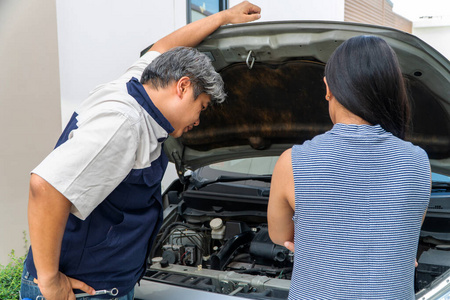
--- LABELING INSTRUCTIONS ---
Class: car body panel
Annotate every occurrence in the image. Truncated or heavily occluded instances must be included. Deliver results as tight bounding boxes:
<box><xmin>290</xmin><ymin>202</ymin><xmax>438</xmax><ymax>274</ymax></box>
<box><xmin>135</xmin><ymin>280</ymin><xmax>247</xmax><ymax>300</ymax></box>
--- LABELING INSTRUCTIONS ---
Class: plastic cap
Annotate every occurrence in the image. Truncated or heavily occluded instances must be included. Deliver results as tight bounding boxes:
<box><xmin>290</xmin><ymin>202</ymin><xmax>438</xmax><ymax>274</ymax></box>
<box><xmin>210</xmin><ymin>218</ymin><xmax>223</xmax><ymax>230</ymax></box>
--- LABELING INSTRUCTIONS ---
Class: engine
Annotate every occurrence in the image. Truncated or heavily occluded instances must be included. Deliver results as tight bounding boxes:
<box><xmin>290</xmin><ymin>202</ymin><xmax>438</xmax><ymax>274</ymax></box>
<box><xmin>151</xmin><ymin>218</ymin><xmax>293</xmax><ymax>280</ymax></box>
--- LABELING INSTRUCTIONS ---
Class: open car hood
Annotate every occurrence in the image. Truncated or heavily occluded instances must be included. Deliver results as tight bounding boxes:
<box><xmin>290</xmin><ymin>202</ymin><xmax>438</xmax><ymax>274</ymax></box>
<box><xmin>164</xmin><ymin>21</ymin><xmax>450</xmax><ymax>176</ymax></box>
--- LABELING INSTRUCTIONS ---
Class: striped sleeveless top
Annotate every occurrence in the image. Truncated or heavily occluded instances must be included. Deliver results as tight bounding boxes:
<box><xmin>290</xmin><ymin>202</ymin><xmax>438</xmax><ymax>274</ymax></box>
<box><xmin>290</xmin><ymin>123</ymin><xmax>430</xmax><ymax>300</ymax></box>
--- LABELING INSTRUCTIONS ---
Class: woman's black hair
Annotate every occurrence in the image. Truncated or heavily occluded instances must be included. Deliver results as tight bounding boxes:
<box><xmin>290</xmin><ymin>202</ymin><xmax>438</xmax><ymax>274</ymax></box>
<box><xmin>324</xmin><ymin>35</ymin><xmax>410</xmax><ymax>139</ymax></box>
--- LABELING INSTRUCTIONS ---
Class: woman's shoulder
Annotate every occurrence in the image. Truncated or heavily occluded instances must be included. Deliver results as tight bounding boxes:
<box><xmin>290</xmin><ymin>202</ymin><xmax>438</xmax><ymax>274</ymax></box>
<box><xmin>277</xmin><ymin>148</ymin><xmax>293</xmax><ymax>166</ymax></box>
<box><xmin>292</xmin><ymin>131</ymin><xmax>332</xmax><ymax>152</ymax></box>
<box><xmin>389</xmin><ymin>135</ymin><xmax>429</xmax><ymax>159</ymax></box>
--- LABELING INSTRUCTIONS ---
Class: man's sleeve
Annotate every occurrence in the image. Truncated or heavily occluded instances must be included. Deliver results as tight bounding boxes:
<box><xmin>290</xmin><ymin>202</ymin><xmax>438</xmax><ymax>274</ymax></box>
<box><xmin>32</xmin><ymin>107</ymin><xmax>140</xmax><ymax>220</ymax></box>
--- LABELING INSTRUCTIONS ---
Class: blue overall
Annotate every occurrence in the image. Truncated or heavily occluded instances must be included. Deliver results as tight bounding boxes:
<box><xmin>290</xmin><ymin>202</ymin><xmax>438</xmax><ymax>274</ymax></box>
<box><xmin>24</xmin><ymin>78</ymin><xmax>172</xmax><ymax>298</ymax></box>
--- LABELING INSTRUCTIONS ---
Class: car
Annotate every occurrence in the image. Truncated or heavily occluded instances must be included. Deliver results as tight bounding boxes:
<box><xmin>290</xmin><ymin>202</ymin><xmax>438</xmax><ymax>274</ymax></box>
<box><xmin>134</xmin><ymin>20</ymin><xmax>450</xmax><ymax>299</ymax></box>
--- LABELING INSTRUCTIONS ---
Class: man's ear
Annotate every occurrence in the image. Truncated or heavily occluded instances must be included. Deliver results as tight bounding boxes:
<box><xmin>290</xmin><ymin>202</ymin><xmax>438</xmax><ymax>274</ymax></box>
<box><xmin>176</xmin><ymin>76</ymin><xmax>192</xmax><ymax>99</ymax></box>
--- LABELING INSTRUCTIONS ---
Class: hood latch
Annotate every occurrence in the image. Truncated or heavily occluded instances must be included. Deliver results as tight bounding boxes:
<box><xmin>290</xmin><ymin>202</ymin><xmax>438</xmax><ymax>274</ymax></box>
<box><xmin>246</xmin><ymin>50</ymin><xmax>255</xmax><ymax>69</ymax></box>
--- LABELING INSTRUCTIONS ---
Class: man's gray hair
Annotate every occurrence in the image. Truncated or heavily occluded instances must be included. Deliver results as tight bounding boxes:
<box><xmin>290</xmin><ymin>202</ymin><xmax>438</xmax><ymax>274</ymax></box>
<box><xmin>141</xmin><ymin>46</ymin><xmax>226</xmax><ymax>104</ymax></box>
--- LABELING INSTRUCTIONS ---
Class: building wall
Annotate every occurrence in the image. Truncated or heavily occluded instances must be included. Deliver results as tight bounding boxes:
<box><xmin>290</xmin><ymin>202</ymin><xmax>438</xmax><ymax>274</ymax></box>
<box><xmin>413</xmin><ymin>16</ymin><xmax>450</xmax><ymax>59</ymax></box>
<box><xmin>0</xmin><ymin>0</ymin><xmax>61</xmax><ymax>264</ymax></box>
<box><xmin>394</xmin><ymin>15</ymin><xmax>414</xmax><ymax>33</ymax></box>
<box><xmin>345</xmin><ymin>0</ymin><xmax>412</xmax><ymax>32</ymax></box>
<box><xmin>57</xmin><ymin>0</ymin><xmax>187</xmax><ymax>128</ymax></box>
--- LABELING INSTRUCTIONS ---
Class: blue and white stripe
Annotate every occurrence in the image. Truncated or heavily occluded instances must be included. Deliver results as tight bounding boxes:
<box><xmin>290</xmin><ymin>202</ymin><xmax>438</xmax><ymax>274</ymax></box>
<box><xmin>290</xmin><ymin>123</ymin><xmax>430</xmax><ymax>300</ymax></box>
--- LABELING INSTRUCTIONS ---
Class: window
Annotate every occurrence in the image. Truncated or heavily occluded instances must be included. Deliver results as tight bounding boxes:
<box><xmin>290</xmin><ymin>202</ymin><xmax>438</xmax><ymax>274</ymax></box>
<box><xmin>187</xmin><ymin>0</ymin><xmax>227</xmax><ymax>23</ymax></box>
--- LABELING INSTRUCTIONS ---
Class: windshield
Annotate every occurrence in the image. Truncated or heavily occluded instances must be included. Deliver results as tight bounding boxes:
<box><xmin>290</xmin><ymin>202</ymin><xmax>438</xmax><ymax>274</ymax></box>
<box><xmin>192</xmin><ymin>156</ymin><xmax>278</xmax><ymax>186</ymax></box>
<box><xmin>208</xmin><ymin>156</ymin><xmax>279</xmax><ymax>176</ymax></box>
<box><xmin>202</xmin><ymin>157</ymin><xmax>450</xmax><ymax>183</ymax></box>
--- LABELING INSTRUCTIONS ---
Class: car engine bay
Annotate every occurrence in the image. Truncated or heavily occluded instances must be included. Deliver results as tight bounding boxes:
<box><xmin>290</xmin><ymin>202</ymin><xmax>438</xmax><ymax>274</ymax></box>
<box><xmin>142</xmin><ymin>174</ymin><xmax>450</xmax><ymax>299</ymax></box>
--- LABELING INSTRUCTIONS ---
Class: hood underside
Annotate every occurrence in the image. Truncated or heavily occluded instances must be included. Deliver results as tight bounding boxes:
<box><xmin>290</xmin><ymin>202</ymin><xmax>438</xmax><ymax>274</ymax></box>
<box><xmin>163</xmin><ymin>21</ymin><xmax>450</xmax><ymax>175</ymax></box>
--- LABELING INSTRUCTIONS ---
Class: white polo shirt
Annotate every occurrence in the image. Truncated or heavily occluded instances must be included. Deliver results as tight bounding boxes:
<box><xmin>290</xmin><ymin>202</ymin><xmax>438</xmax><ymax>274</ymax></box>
<box><xmin>32</xmin><ymin>51</ymin><xmax>171</xmax><ymax>220</ymax></box>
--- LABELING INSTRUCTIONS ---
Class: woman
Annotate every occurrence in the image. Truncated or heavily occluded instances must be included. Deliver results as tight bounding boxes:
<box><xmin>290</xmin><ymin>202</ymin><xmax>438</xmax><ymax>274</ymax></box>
<box><xmin>268</xmin><ymin>35</ymin><xmax>430</xmax><ymax>299</ymax></box>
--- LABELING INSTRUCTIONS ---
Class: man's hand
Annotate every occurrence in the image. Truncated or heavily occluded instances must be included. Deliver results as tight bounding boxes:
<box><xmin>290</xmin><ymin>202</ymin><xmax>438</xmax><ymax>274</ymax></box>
<box><xmin>36</xmin><ymin>272</ymin><xmax>95</xmax><ymax>300</ymax></box>
<box><xmin>222</xmin><ymin>1</ymin><xmax>261</xmax><ymax>24</ymax></box>
<box><xmin>149</xmin><ymin>1</ymin><xmax>261</xmax><ymax>53</ymax></box>
<box><xmin>284</xmin><ymin>241</ymin><xmax>295</xmax><ymax>253</ymax></box>
<box><xmin>28</xmin><ymin>175</ymin><xmax>94</xmax><ymax>300</ymax></box>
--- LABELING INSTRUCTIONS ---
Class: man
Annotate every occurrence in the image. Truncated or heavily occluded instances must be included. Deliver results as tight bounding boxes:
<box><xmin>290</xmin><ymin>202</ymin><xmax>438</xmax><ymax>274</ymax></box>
<box><xmin>21</xmin><ymin>2</ymin><xmax>261</xmax><ymax>299</ymax></box>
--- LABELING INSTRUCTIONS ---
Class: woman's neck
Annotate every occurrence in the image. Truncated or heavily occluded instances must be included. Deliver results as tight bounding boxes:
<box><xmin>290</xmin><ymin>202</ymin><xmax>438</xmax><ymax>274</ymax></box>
<box><xmin>329</xmin><ymin>98</ymin><xmax>371</xmax><ymax>125</ymax></box>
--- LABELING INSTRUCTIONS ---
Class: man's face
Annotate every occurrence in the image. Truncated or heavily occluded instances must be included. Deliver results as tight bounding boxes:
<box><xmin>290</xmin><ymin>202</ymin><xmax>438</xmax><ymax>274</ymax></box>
<box><xmin>169</xmin><ymin>87</ymin><xmax>211</xmax><ymax>138</ymax></box>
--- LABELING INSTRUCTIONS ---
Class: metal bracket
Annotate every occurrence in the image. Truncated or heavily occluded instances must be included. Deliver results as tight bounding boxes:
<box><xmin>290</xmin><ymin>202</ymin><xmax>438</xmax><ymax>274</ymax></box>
<box><xmin>246</xmin><ymin>50</ymin><xmax>255</xmax><ymax>70</ymax></box>
<box><xmin>220</xmin><ymin>280</ymin><xmax>235</xmax><ymax>294</ymax></box>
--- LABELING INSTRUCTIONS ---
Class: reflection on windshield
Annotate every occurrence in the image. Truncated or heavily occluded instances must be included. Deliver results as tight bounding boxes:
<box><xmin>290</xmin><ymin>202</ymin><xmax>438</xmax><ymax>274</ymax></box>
<box><xmin>209</xmin><ymin>156</ymin><xmax>279</xmax><ymax>176</ymax></box>
<box><xmin>207</xmin><ymin>157</ymin><xmax>450</xmax><ymax>183</ymax></box>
